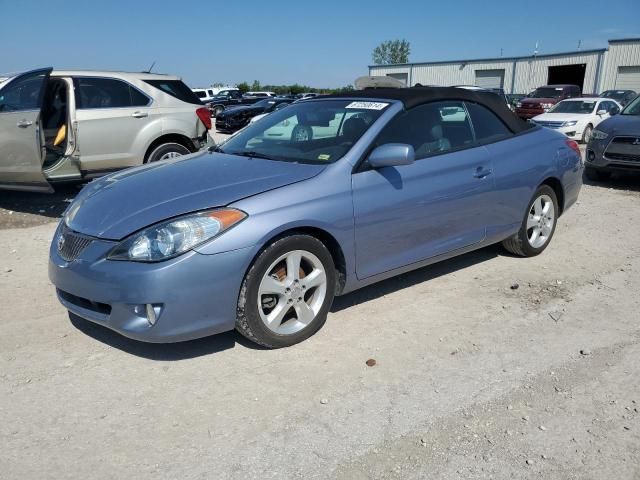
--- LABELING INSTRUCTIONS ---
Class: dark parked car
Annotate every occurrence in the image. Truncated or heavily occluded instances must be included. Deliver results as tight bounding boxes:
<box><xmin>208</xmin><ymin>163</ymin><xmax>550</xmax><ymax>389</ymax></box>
<box><xmin>600</xmin><ymin>89</ymin><xmax>637</xmax><ymax>107</ymax></box>
<box><xmin>206</xmin><ymin>90</ymin><xmax>262</xmax><ymax>117</ymax></box>
<box><xmin>49</xmin><ymin>87</ymin><xmax>582</xmax><ymax>348</ymax></box>
<box><xmin>516</xmin><ymin>85</ymin><xmax>581</xmax><ymax>119</ymax></box>
<box><xmin>215</xmin><ymin>98</ymin><xmax>293</xmax><ymax>132</ymax></box>
<box><xmin>585</xmin><ymin>94</ymin><xmax>640</xmax><ymax>181</ymax></box>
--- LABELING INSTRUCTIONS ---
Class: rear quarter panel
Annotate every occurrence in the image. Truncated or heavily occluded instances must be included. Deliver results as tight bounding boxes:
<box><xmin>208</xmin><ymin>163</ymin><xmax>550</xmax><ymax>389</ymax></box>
<box><xmin>483</xmin><ymin>127</ymin><xmax>581</xmax><ymax>240</ymax></box>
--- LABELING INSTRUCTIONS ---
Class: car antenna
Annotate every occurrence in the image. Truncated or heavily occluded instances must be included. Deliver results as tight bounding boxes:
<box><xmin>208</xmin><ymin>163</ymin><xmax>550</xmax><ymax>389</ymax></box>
<box><xmin>144</xmin><ymin>61</ymin><xmax>156</xmax><ymax>73</ymax></box>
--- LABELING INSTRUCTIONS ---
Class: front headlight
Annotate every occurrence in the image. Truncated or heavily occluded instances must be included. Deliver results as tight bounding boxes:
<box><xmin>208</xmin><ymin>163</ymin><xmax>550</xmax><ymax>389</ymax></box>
<box><xmin>108</xmin><ymin>208</ymin><xmax>246</xmax><ymax>262</ymax></box>
<box><xmin>541</xmin><ymin>103</ymin><xmax>554</xmax><ymax>109</ymax></box>
<box><xmin>562</xmin><ymin>120</ymin><xmax>578</xmax><ymax>127</ymax></box>
<box><xmin>591</xmin><ymin>129</ymin><xmax>609</xmax><ymax>140</ymax></box>
<box><xmin>516</xmin><ymin>102</ymin><xmax>523</xmax><ymax>108</ymax></box>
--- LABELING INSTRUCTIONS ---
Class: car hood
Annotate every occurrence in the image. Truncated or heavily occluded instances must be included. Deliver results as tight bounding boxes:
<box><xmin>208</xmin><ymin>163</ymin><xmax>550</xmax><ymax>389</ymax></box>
<box><xmin>222</xmin><ymin>105</ymin><xmax>262</xmax><ymax>116</ymax></box>
<box><xmin>533</xmin><ymin>112</ymin><xmax>588</xmax><ymax>122</ymax></box>
<box><xmin>597</xmin><ymin>114</ymin><xmax>640</xmax><ymax>135</ymax></box>
<box><xmin>65</xmin><ymin>152</ymin><xmax>325</xmax><ymax>239</ymax></box>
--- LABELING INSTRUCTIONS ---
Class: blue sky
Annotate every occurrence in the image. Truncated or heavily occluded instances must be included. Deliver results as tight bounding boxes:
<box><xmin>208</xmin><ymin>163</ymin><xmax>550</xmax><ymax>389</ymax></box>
<box><xmin>1</xmin><ymin>0</ymin><xmax>638</xmax><ymax>88</ymax></box>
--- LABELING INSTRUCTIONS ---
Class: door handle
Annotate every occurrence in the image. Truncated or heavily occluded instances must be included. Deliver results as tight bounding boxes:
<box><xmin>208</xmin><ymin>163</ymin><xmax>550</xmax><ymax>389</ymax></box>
<box><xmin>131</xmin><ymin>111</ymin><xmax>148</xmax><ymax>118</ymax></box>
<box><xmin>473</xmin><ymin>167</ymin><xmax>492</xmax><ymax>179</ymax></box>
<box><xmin>17</xmin><ymin>119</ymin><xmax>33</xmax><ymax>128</ymax></box>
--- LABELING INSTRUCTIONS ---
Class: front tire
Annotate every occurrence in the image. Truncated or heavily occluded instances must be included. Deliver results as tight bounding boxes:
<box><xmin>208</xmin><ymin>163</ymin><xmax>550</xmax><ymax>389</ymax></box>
<box><xmin>213</xmin><ymin>105</ymin><xmax>224</xmax><ymax>117</ymax></box>
<box><xmin>581</xmin><ymin>124</ymin><xmax>593</xmax><ymax>144</ymax></box>
<box><xmin>502</xmin><ymin>185</ymin><xmax>558</xmax><ymax>257</ymax></box>
<box><xmin>236</xmin><ymin>235</ymin><xmax>336</xmax><ymax>348</ymax></box>
<box><xmin>145</xmin><ymin>142</ymin><xmax>190</xmax><ymax>163</ymax></box>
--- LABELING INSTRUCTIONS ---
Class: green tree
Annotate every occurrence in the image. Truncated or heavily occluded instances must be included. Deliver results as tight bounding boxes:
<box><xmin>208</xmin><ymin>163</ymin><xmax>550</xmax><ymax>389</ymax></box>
<box><xmin>372</xmin><ymin>39</ymin><xmax>410</xmax><ymax>65</ymax></box>
<box><xmin>251</xmin><ymin>80</ymin><xmax>261</xmax><ymax>91</ymax></box>
<box><xmin>237</xmin><ymin>82</ymin><xmax>250</xmax><ymax>94</ymax></box>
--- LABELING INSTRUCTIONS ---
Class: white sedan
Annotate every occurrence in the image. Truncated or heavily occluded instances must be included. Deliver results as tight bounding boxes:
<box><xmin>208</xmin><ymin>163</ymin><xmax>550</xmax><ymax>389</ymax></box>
<box><xmin>531</xmin><ymin>97</ymin><xmax>622</xmax><ymax>143</ymax></box>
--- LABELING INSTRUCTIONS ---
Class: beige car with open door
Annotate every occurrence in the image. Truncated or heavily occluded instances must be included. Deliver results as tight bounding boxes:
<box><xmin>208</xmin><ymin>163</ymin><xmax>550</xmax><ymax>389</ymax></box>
<box><xmin>0</xmin><ymin>68</ymin><xmax>212</xmax><ymax>193</ymax></box>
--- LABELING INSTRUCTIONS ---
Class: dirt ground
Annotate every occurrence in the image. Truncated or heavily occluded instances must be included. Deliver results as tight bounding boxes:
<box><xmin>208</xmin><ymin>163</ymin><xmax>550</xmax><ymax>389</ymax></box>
<box><xmin>1</xmin><ymin>153</ymin><xmax>640</xmax><ymax>479</ymax></box>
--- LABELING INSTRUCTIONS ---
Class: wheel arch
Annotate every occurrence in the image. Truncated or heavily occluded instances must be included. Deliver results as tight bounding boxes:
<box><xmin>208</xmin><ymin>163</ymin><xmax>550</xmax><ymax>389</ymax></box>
<box><xmin>143</xmin><ymin>133</ymin><xmax>197</xmax><ymax>162</ymax></box>
<box><xmin>540</xmin><ymin>177</ymin><xmax>565</xmax><ymax>216</ymax></box>
<box><xmin>247</xmin><ymin>226</ymin><xmax>347</xmax><ymax>295</ymax></box>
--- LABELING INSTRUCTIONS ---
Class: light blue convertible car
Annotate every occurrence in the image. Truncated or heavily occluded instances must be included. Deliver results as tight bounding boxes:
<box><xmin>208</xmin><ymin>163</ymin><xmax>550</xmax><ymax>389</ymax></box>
<box><xmin>49</xmin><ymin>88</ymin><xmax>583</xmax><ymax>348</ymax></box>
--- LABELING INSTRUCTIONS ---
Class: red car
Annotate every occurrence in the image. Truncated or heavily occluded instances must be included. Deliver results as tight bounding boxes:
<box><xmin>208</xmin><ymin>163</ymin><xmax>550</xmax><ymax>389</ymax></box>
<box><xmin>516</xmin><ymin>85</ymin><xmax>581</xmax><ymax>120</ymax></box>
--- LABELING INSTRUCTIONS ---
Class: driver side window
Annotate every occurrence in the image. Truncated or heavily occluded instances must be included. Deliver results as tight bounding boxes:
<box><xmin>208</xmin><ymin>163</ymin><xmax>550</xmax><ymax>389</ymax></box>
<box><xmin>376</xmin><ymin>101</ymin><xmax>473</xmax><ymax>159</ymax></box>
<box><xmin>0</xmin><ymin>72</ymin><xmax>49</xmax><ymax>112</ymax></box>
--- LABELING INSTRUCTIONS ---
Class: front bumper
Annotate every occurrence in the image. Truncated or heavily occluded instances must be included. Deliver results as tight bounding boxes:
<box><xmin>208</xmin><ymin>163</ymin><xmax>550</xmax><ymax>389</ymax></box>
<box><xmin>48</xmin><ymin>223</ymin><xmax>253</xmax><ymax>343</ymax></box>
<box><xmin>586</xmin><ymin>136</ymin><xmax>640</xmax><ymax>172</ymax></box>
<box><xmin>516</xmin><ymin>107</ymin><xmax>544</xmax><ymax>119</ymax></box>
<box><xmin>215</xmin><ymin>117</ymin><xmax>246</xmax><ymax>132</ymax></box>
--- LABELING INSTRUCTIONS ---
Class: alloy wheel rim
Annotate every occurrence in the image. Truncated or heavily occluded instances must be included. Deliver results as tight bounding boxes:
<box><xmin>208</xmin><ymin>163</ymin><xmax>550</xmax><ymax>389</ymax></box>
<box><xmin>257</xmin><ymin>250</ymin><xmax>327</xmax><ymax>335</ymax></box>
<box><xmin>526</xmin><ymin>194</ymin><xmax>555</xmax><ymax>248</ymax></box>
<box><xmin>160</xmin><ymin>151</ymin><xmax>183</xmax><ymax>160</ymax></box>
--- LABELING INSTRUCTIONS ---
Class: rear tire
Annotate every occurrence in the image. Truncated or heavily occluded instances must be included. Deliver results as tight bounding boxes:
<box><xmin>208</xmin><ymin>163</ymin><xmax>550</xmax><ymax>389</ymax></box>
<box><xmin>502</xmin><ymin>185</ymin><xmax>558</xmax><ymax>257</ymax></box>
<box><xmin>236</xmin><ymin>235</ymin><xmax>336</xmax><ymax>348</ymax></box>
<box><xmin>145</xmin><ymin>142</ymin><xmax>190</xmax><ymax>163</ymax></box>
<box><xmin>585</xmin><ymin>166</ymin><xmax>611</xmax><ymax>182</ymax></box>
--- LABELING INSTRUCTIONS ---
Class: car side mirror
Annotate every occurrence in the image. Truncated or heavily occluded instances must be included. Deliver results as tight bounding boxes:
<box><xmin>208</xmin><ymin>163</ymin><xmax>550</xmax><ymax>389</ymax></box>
<box><xmin>597</xmin><ymin>109</ymin><xmax>607</xmax><ymax>116</ymax></box>
<box><xmin>609</xmin><ymin>106</ymin><xmax>620</xmax><ymax>116</ymax></box>
<box><xmin>368</xmin><ymin>144</ymin><xmax>415</xmax><ymax>168</ymax></box>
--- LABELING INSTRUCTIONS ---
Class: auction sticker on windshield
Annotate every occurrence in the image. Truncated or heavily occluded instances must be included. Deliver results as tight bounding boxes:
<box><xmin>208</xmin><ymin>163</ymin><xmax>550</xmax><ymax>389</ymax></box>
<box><xmin>345</xmin><ymin>101</ymin><xmax>389</xmax><ymax>110</ymax></box>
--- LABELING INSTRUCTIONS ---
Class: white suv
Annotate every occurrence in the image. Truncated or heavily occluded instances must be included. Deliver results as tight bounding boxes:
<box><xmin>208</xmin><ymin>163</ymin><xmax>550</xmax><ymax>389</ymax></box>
<box><xmin>0</xmin><ymin>68</ymin><xmax>211</xmax><ymax>192</ymax></box>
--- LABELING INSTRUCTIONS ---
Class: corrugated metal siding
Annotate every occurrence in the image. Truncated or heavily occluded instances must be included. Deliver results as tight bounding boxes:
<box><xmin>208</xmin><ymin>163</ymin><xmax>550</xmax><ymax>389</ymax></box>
<box><xmin>511</xmin><ymin>51</ymin><xmax>600</xmax><ymax>94</ymax></box>
<box><xmin>600</xmin><ymin>41</ymin><xmax>640</xmax><ymax>91</ymax></box>
<box><xmin>368</xmin><ymin>40</ymin><xmax>640</xmax><ymax>94</ymax></box>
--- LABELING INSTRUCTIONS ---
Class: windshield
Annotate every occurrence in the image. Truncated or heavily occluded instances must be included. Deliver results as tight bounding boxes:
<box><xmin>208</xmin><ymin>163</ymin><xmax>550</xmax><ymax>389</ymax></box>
<box><xmin>601</xmin><ymin>90</ymin><xmax>626</xmax><ymax>100</ymax></box>
<box><xmin>217</xmin><ymin>99</ymin><xmax>388</xmax><ymax>164</ymax></box>
<box><xmin>549</xmin><ymin>100</ymin><xmax>596</xmax><ymax>114</ymax></box>
<box><xmin>530</xmin><ymin>87</ymin><xmax>565</xmax><ymax>99</ymax></box>
<box><xmin>621</xmin><ymin>96</ymin><xmax>640</xmax><ymax>115</ymax></box>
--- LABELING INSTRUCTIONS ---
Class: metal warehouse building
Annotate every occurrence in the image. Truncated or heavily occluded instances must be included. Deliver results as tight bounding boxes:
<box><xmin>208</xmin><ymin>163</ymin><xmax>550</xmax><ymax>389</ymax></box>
<box><xmin>368</xmin><ymin>38</ymin><xmax>640</xmax><ymax>94</ymax></box>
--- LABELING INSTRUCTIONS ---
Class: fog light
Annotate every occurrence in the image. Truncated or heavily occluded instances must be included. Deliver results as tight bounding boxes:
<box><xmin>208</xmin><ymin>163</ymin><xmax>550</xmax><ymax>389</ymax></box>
<box><xmin>587</xmin><ymin>150</ymin><xmax>595</xmax><ymax>162</ymax></box>
<box><xmin>145</xmin><ymin>304</ymin><xmax>161</xmax><ymax>326</ymax></box>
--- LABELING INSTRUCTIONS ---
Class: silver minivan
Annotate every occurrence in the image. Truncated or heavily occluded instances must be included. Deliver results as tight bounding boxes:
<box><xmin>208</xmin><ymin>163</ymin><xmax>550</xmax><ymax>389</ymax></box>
<box><xmin>0</xmin><ymin>68</ymin><xmax>212</xmax><ymax>192</ymax></box>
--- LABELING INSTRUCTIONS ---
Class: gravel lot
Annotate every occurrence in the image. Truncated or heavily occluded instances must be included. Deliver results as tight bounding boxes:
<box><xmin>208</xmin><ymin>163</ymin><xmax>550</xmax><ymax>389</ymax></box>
<box><xmin>1</xmin><ymin>146</ymin><xmax>640</xmax><ymax>479</ymax></box>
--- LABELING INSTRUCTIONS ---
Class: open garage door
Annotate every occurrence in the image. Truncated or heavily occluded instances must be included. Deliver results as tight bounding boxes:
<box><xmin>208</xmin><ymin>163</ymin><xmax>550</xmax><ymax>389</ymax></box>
<box><xmin>548</xmin><ymin>64</ymin><xmax>586</xmax><ymax>91</ymax></box>
<box><xmin>615</xmin><ymin>66</ymin><xmax>640</xmax><ymax>91</ymax></box>
<box><xmin>475</xmin><ymin>69</ymin><xmax>505</xmax><ymax>89</ymax></box>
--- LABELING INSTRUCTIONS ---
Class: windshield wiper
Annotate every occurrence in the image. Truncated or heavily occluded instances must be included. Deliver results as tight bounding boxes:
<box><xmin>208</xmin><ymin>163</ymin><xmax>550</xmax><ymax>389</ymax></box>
<box><xmin>230</xmin><ymin>151</ymin><xmax>278</xmax><ymax>161</ymax></box>
<box><xmin>208</xmin><ymin>144</ymin><xmax>225</xmax><ymax>153</ymax></box>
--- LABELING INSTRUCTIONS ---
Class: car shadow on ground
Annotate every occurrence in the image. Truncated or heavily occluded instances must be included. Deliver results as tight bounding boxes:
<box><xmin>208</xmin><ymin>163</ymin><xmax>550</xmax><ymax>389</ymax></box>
<box><xmin>0</xmin><ymin>185</ymin><xmax>82</xmax><ymax>220</ymax></box>
<box><xmin>69</xmin><ymin>313</ymin><xmax>267</xmax><ymax>360</ymax></box>
<box><xmin>70</xmin><ymin>245</ymin><xmax>504</xmax><ymax>360</ymax></box>
<box><xmin>331</xmin><ymin>245</ymin><xmax>502</xmax><ymax>313</ymax></box>
<box><xmin>582</xmin><ymin>171</ymin><xmax>640</xmax><ymax>192</ymax></box>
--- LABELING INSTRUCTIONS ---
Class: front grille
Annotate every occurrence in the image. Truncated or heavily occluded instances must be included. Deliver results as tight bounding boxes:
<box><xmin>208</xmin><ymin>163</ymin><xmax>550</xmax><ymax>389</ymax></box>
<box><xmin>57</xmin><ymin>224</ymin><xmax>93</xmax><ymax>262</ymax></box>
<box><xmin>610</xmin><ymin>136</ymin><xmax>640</xmax><ymax>146</ymax></box>
<box><xmin>605</xmin><ymin>136</ymin><xmax>640</xmax><ymax>164</ymax></box>
<box><xmin>605</xmin><ymin>152</ymin><xmax>640</xmax><ymax>163</ymax></box>
<box><xmin>57</xmin><ymin>289</ymin><xmax>111</xmax><ymax>315</ymax></box>
<box><xmin>535</xmin><ymin>120</ymin><xmax>564</xmax><ymax>129</ymax></box>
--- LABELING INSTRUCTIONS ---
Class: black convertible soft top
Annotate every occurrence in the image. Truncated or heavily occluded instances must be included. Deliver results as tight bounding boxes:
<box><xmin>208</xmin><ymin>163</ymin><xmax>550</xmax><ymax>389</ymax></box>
<box><xmin>323</xmin><ymin>87</ymin><xmax>534</xmax><ymax>134</ymax></box>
